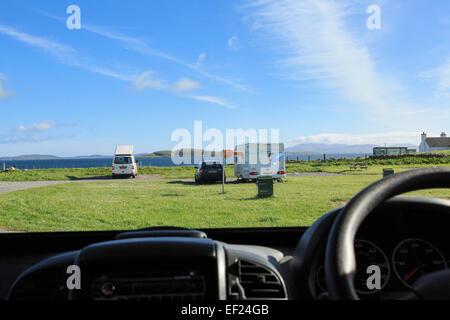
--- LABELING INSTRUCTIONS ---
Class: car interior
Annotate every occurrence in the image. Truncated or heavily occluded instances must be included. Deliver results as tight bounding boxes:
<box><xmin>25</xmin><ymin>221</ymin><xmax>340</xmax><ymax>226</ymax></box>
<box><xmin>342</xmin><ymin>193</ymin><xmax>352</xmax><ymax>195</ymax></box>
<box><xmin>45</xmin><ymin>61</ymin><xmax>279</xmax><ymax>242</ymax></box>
<box><xmin>1</xmin><ymin>167</ymin><xmax>449</xmax><ymax>300</ymax></box>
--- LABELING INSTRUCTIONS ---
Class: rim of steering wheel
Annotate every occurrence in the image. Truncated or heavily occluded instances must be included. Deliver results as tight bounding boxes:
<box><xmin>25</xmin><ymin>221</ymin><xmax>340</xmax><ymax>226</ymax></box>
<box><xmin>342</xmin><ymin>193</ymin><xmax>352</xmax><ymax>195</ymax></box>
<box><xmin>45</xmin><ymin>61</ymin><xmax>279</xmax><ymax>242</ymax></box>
<box><xmin>325</xmin><ymin>167</ymin><xmax>450</xmax><ymax>300</ymax></box>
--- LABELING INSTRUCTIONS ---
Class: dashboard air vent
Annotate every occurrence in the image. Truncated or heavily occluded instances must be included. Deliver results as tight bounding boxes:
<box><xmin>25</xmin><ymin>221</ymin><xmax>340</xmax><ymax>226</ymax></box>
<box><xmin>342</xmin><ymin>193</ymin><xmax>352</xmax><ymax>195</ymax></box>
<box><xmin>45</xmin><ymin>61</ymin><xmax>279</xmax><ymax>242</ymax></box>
<box><xmin>237</xmin><ymin>260</ymin><xmax>286</xmax><ymax>299</ymax></box>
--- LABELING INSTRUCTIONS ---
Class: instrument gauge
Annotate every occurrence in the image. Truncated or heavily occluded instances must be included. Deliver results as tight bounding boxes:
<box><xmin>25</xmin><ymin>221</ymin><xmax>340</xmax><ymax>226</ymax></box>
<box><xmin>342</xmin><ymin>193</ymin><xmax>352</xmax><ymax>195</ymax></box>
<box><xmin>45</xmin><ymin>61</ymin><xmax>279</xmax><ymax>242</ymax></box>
<box><xmin>392</xmin><ymin>238</ymin><xmax>447</xmax><ymax>288</ymax></box>
<box><xmin>354</xmin><ymin>239</ymin><xmax>390</xmax><ymax>294</ymax></box>
<box><xmin>315</xmin><ymin>239</ymin><xmax>390</xmax><ymax>295</ymax></box>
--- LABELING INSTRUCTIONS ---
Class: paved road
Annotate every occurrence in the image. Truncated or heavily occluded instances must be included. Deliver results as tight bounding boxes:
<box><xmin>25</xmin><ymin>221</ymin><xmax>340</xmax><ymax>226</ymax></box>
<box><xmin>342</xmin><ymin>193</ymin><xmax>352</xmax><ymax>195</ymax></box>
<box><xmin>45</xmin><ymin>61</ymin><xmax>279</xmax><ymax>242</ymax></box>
<box><xmin>0</xmin><ymin>175</ymin><xmax>161</xmax><ymax>195</ymax></box>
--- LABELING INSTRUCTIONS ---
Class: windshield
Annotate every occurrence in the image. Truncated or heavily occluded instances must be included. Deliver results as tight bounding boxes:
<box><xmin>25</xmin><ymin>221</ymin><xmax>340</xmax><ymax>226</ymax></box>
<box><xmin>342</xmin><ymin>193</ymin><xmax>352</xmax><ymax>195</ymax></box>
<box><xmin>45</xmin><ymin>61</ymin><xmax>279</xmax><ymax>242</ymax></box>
<box><xmin>0</xmin><ymin>1</ymin><xmax>449</xmax><ymax>233</ymax></box>
<box><xmin>202</xmin><ymin>163</ymin><xmax>222</xmax><ymax>169</ymax></box>
<box><xmin>114</xmin><ymin>157</ymin><xmax>132</xmax><ymax>165</ymax></box>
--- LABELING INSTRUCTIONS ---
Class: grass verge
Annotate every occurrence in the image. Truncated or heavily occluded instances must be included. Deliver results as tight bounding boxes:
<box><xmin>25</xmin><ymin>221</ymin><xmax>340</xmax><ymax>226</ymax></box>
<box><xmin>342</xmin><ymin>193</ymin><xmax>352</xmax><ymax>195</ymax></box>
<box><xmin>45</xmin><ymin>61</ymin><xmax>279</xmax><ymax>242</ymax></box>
<box><xmin>0</xmin><ymin>175</ymin><xmax>449</xmax><ymax>232</ymax></box>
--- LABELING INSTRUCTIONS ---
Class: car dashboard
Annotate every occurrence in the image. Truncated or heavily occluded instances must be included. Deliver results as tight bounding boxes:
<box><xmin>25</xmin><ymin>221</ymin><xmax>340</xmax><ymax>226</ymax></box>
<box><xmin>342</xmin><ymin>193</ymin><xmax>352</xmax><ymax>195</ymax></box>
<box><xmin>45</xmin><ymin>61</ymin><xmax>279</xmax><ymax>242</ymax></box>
<box><xmin>0</xmin><ymin>196</ymin><xmax>449</xmax><ymax>300</ymax></box>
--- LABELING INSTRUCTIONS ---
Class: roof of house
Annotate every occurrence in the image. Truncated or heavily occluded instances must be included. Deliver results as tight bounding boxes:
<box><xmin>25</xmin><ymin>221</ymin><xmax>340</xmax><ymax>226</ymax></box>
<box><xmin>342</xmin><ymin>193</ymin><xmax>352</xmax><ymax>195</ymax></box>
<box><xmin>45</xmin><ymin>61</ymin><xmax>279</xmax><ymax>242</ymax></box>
<box><xmin>426</xmin><ymin>137</ymin><xmax>450</xmax><ymax>148</ymax></box>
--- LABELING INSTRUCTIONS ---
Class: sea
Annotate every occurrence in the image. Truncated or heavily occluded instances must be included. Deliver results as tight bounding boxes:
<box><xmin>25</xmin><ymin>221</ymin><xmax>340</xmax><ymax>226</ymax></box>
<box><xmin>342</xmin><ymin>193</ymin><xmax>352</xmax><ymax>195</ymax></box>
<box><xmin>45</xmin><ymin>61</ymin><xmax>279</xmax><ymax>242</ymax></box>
<box><xmin>0</xmin><ymin>153</ymin><xmax>367</xmax><ymax>170</ymax></box>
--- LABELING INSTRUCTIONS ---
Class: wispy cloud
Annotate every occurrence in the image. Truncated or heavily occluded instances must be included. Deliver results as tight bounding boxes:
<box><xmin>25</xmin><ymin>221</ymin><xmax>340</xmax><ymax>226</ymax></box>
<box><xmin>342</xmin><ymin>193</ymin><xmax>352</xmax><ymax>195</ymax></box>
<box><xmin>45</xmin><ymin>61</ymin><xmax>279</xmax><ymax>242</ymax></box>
<box><xmin>191</xmin><ymin>95</ymin><xmax>236</xmax><ymax>109</ymax></box>
<box><xmin>0</xmin><ymin>73</ymin><xmax>14</xmax><ymax>100</ymax></box>
<box><xmin>243</xmin><ymin>0</ymin><xmax>444</xmax><ymax>127</ymax></box>
<box><xmin>419</xmin><ymin>57</ymin><xmax>450</xmax><ymax>93</ymax></box>
<box><xmin>0</xmin><ymin>120</ymin><xmax>76</xmax><ymax>144</ymax></box>
<box><xmin>0</xmin><ymin>24</ymin><xmax>233</xmax><ymax>108</ymax></box>
<box><xmin>15</xmin><ymin>120</ymin><xmax>57</xmax><ymax>132</ymax></box>
<box><xmin>36</xmin><ymin>9</ymin><xmax>251</xmax><ymax>92</ymax></box>
<box><xmin>84</xmin><ymin>25</ymin><xmax>252</xmax><ymax>92</ymax></box>
<box><xmin>286</xmin><ymin>131</ymin><xmax>422</xmax><ymax>147</ymax></box>
<box><xmin>196</xmin><ymin>53</ymin><xmax>206</xmax><ymax>67</ymax></box>
<box><xmin>0</xmin><ymin>24</ymin><xmax>135</xmax><ymax>81</ymax></box>
<box><xmin>130</xmin><ymin>72</ymin><xmax>203</xmax><ymax>94</ymax></box>
<box><xmin>228</xmin><ymin>36</ymin><xmax>241</xmax><ymax>50</ymax></box>
<box><xmin>172</xmin><ymin>78</ymin><xmax>201</xmax><ymax>92</ymax></box>
<box><xmin>130</xmin><ymin>71</ymin><xmax>167</xmax><ymax>91</ymax></box>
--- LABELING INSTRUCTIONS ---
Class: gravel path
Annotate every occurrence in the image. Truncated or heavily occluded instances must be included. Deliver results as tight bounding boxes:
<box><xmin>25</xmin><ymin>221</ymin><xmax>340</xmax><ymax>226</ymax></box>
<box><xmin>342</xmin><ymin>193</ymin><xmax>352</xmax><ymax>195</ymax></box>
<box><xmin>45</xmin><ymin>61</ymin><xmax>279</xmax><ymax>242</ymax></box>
<box><xmin>0</xmin><ymin>175</ymin><xmax>161</xmax><ymax>195</ymax></box>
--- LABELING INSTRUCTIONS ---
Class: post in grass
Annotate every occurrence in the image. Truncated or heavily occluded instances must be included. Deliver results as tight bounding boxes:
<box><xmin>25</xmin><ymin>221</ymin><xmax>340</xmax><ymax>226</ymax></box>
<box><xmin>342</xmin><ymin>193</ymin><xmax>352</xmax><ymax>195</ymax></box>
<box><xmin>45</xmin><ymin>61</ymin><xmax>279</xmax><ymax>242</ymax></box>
<box><xmin>222</xmin><ymin>149</ymin><xmax>225</xmax><ymax>194</ymax></box>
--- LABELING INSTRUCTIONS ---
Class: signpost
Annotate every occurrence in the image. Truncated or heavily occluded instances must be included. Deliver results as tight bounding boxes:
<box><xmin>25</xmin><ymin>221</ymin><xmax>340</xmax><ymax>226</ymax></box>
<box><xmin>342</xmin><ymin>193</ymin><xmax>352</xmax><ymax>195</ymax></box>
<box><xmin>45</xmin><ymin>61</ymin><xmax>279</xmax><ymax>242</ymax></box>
<box><xmin>222</xmin><ymin>150</ymin><xmax>225</xmax><ymax>194</ymax></box>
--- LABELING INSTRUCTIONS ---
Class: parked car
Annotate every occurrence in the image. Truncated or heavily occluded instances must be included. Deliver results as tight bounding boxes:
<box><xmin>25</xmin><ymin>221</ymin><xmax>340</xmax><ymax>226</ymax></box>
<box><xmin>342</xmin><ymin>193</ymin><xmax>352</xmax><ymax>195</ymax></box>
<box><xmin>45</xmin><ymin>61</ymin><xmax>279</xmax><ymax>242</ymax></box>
<box><xmin>195</xmin><ymin>162</ymin><xmax>225</xmax><ymax>183</ymax></box>
<box><xmin>112</xmin><ymin>145</ymin><xmax>137</xmax><ymax>179</ymax></box>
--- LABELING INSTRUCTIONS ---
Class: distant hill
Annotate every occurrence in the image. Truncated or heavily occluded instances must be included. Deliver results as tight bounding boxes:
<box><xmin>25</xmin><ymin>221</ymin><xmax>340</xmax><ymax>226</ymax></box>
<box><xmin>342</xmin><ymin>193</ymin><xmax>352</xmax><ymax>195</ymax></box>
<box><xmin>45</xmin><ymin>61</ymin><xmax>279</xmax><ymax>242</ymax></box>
<box><xmin>0</xmin><ymin>154</ymin><xmax>61</xmax><ymax>160</ymax></box>
<box><xmin>286</xmin><ymin>143</ymin><xmax>418</xmax><ymax>154</ymax></box>
<box><xmin>141</xmin><ymin>149</ymin><xmax>219</xmax><ymax>158</ymax></box>
<box><xmin>73</xmin><ymin>155</ymin><xmax>110</xmax><ymax>159</ymax></box>
<box><xmin>141</xmin><ymin>150</ymin><xmax>173</xmax><ymax>158</ymax></box>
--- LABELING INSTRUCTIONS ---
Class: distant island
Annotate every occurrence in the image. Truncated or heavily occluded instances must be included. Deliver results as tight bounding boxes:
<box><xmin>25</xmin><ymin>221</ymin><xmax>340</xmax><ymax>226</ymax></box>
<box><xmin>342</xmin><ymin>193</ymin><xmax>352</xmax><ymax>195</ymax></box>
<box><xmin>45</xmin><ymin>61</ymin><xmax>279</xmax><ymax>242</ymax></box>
<box><xmin>0</xmin><ymin>154</ymin><xmax>111</xmax><ymax>160</ymax></box>
<box><xmin>0</xmin><ymin>142</ymin><xmax>421</xmax><ymax>161</ymax></box>
<box><xmin>140</xmin><ymin>150</ymin><xmax>173</xmax><ymax>158</ymax></box>
<box><xmin>0</xmin><ymin>154</ymin><xmax>62</xmax><ymax>160</ymax></box>
<box><xmin>141</xmin><ymin>149</ymin><xmax>215</xmax><ymax>158</ymax></box>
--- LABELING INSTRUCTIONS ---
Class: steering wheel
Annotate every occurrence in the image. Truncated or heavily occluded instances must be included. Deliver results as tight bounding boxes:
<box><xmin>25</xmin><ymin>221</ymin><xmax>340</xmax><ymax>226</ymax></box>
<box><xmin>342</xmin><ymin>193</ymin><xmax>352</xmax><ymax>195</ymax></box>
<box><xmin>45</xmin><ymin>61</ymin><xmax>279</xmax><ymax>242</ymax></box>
<box><xmin>325</xmin><ymin>167</ymin><xmax>450</xmax><ymax>300</ymax></box>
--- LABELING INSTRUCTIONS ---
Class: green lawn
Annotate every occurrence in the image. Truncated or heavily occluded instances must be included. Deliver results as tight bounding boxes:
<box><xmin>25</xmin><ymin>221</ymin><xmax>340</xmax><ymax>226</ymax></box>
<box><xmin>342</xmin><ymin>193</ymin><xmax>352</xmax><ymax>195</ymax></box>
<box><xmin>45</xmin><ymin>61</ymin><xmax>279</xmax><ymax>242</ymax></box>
<box><xmin>2</xmin><ymin>162</ymin><xmax>449</xmax><ymax>181</ymax></box>
<box><xmin>286</xmin><ymin>162</ymin><xmax>450</xmax><ymax>175</ymax></box>
<box><xmin>0</xmin><ymin>165</ymin><xmax>213</xmax><ymax>181</ymax></box>
<box><xmin>0</xmin><ymin>175</ymin><xmax>449</xmax><ymax>232</ymax></box>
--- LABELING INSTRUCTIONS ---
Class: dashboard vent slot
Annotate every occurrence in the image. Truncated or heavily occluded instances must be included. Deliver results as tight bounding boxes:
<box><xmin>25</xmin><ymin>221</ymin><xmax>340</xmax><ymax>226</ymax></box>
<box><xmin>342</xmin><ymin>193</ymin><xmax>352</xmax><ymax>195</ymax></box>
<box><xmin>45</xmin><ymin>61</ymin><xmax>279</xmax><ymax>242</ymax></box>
<box><xmin>9</xmin><ymin>267</ymin><xmax>68</xmax><ymax>300</ymax></box>
<box><xmin>90</xmin><ymin>271</ymin><xmax>205</xmax><ymax>300</ymax></box>
<box><xmin>237</xmin><ymin>260</ymin><xmax>286</xmax><ymax>299</ymax></box>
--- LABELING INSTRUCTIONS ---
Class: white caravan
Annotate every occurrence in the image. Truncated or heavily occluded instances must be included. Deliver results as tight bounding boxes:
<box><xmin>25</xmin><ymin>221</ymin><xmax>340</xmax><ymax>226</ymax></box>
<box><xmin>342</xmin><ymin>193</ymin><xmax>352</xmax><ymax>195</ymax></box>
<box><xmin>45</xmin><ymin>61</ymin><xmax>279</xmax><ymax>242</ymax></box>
<box><xmin>233</xmin><ymin>143</ymin><xmax>286</xmax><ymax>181</ymax></box>
<box><xmin>112</xmin><ymin>145</ymin><xmax>137</xmax><ymax>178</ymax></box>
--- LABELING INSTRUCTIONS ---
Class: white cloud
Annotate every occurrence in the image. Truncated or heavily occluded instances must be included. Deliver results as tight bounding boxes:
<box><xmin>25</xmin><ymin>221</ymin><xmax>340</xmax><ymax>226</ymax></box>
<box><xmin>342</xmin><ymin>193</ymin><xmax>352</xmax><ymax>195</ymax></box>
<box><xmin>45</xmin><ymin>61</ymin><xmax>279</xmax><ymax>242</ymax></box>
<box><xmin>16</xmin><ymin>120</ymin><xmax>56</xmax><ymax>132</ymax></box>
<box><xmin>130</xmin><ymin>71</ymin><xmax>166</xmax><ymax>91</ymax></box>
<box><xmin>0</xmin><ymin>73</ymin><xmax>13</xmax><ymax>100</ymax></box>
<box><xmin>1</xmin><ymin>120</ymin><xmax>76</xmax><ymax>144</ymax></box>
<box><xmin>84</xmin><ymin>24</ymin><xmax>251</xmax><ymax>92</ymax></box>
<box><xmin>35</xmin><ymin>10</ymin><xmax>251</xmax><ymax>92</ymax></box>
<box><xmin>191</xmin><ymin>95</ymin><xmax>236</xmax><ymax>109</ymax></box>
<box><xmin>172</xmin><ymin>78</ymin><xmax>201</xmax><ymax>92</ymax></box>
<box><xmin>196</xmin><ymin>53</ymin><xmax>206</xmax><ymax>66</ymax></box>
<box><xmin>286</xmin><ymin>131</ymin><xmax>422</xmax><ymax>148</ymax></box>
<box><xmin>14</xmin><ymin>120</ymin><xmax>76</xmax><ymax>132</ymax></box>
<box><xmin>228</xmin><ymin>36</ymin><xmax>240</xmax><ymax>49</ymax></box>
<box><xmin>419</xmin><ymin>57</ymin><xmax>450</xmax><ymax>92</ymax></box>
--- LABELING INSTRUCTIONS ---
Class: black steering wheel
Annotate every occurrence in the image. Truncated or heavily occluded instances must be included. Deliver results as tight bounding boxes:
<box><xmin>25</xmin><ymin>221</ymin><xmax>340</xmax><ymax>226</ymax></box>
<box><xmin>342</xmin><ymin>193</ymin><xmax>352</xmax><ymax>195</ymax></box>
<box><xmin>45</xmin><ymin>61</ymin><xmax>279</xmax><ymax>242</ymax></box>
<box><xmin>325</xmin><ymin>167</ymin><xmax>450</xmax><ymax>300</ymax></box>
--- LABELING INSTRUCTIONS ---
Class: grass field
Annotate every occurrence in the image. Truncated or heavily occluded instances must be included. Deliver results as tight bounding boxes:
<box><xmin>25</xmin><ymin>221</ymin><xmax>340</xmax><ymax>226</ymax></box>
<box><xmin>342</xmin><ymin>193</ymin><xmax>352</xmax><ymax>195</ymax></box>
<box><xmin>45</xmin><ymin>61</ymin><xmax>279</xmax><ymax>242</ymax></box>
<box><xmin>0</xmin><ymin>165</ymin><xmax>214</xmax><ymax>181</ymax></box>
<box><xmin>0</xmin><ymin>174</ymin><xmax>449</xmax><ymax>232</ymax></box>
<box><xmin>1</xmin><ymin>161</ymin><xmax>450</xmax><ymax>181</ymax></box>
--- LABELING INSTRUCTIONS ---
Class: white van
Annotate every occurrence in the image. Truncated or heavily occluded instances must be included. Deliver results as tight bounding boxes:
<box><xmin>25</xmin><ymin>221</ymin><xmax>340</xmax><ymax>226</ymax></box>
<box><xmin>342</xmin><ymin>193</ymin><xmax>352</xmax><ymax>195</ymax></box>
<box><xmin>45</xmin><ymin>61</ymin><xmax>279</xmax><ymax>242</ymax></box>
<box><xmin>234</xmin><ymin>143</ymin><xmax>286</xmax><ymax>181</ymax></box>
<box><xmin>112</xmin><ymin>145</ymin><xmax>137</xmax><ymax>179</ymax></box>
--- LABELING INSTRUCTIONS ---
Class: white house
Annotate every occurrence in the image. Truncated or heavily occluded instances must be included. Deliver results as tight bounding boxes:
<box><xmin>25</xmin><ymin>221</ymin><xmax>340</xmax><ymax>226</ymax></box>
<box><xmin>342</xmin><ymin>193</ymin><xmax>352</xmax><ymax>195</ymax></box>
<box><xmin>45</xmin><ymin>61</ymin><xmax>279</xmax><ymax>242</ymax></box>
<box><xmin>419</xmin><ymin>132</ymin><xmax>450</xmax><ymax>152</ymax></box>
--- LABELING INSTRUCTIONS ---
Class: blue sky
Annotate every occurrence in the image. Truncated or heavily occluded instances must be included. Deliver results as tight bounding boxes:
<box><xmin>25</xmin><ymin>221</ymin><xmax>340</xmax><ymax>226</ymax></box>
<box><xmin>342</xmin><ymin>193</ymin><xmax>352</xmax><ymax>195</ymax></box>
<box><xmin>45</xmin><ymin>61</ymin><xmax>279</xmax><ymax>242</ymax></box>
<box><xmin>0</xmin><ymin>0</ymin><xmax>449</xmax><ymax>156</ymax></box>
